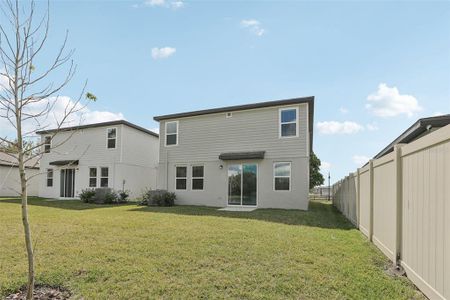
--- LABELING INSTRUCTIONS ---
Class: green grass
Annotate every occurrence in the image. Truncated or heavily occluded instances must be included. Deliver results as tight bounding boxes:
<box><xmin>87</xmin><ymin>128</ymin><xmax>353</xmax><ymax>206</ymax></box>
<box><xmin>0</xmin><ymin>197</ymin><xmax>423</xmax><ymax>299</ymax></box>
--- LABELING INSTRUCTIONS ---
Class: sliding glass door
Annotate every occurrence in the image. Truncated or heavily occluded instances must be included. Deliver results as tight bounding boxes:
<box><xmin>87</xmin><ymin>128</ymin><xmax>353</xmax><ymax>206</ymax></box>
<box><xmin>227</xmin><ymin>163</ymin><xmax>257</xmax><ymax>206</ymax></box>
<box><xmin>60</xmin><ymin>169</ymin><xmax>75</xmax><ymax>198</ymax></box>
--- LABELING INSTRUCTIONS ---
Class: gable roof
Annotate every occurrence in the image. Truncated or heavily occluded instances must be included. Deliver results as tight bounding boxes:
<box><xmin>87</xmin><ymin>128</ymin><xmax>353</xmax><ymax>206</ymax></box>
<box><xmin>154</xmin><ymin>96</ymin><xmax>315</xmax><ymax>152</ymax></box>
<box><xmin>36</xmin><ymin>120</ymin><xmax>159</xmax><ymax>138</ymax></box>
<box><xmin>0</xmin><ymin>152</ymin><xmax>39</xmax><ymax>169</ymax></box>
<box><xmin>373</xmin><ymin>114</ymin><xmax>450</xmax><ymax>159</ymax></box>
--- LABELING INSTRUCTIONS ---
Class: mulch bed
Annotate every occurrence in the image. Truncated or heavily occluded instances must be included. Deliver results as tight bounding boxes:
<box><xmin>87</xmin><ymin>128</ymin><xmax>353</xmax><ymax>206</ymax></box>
<box><xmin>5</xmin><ymin>285</ymin><xmax>71</xmax><ymax>300</ymax></box>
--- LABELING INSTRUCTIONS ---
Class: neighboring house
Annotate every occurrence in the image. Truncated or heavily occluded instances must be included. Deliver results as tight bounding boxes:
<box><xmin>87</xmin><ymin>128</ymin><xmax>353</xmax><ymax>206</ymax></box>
<box><xmin>37</xmin><ymin>120</ymin><xmax>159</xmax><ymax>199</ymax></box>
<box><xmin>0</xmin><ymin>152</ymin><xmax>39</xmax><ymax>197</ymax></box>
<box><xmin>154</xmin><ymin>97</ymin><xmax>314</xmax><ymax>210</ymax></box>
<box><xmin>373</xmin><ymin>114</ymin><xmax>450</xmax><ymax>159</ymax></box>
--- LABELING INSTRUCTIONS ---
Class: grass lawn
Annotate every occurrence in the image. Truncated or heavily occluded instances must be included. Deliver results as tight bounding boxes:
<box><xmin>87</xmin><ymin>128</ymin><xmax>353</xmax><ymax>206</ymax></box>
<box><xmin>0</xmin><ymin>198</ymin><xmax>423</xmax><ymax>299</ymax></box>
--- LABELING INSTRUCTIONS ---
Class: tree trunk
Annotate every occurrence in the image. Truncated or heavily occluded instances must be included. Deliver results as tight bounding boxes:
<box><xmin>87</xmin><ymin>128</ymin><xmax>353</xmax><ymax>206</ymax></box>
<box><xmin>18</xmin><ymin>154</ymin><xmax>34</xmax><ymax>299</ymax></box>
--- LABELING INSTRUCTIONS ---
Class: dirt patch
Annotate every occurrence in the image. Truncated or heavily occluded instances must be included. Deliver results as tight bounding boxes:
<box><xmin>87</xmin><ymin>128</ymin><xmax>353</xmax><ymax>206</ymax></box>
<box><xmin>5</xmin><ymin>284</ymin><xmax>71</xmax><ymax>300</ymax></box>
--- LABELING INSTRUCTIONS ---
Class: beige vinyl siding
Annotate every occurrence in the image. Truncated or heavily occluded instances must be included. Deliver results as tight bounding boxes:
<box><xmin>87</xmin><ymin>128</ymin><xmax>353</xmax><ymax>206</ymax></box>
<box><xmin>332</xmin><ymin>124</ymin><xmax>450</xmax><ymax>300</ymax></box>
<box><xmin>157</xmin><ymin>102</ymin><xmax>310</xmax><ymax>210</ymax></box>
<box><xmin>159</xmin><ymin>103</ymin><xmax>308</xmax><ymax>163</ymax></box>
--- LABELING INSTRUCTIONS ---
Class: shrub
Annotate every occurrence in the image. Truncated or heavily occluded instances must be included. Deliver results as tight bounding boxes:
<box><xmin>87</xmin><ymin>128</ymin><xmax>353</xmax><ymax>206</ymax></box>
<box><xmin>79</xmin><ymin>189</ymin><xmax>96</xmax><ymax>203</ymax></box>
<box><xmin>104</xmin><ymin>191</ymin><xmax>119</xmax><ymax>204</ymax></box>
<box><xmin>118</xmin><ymin>190</ymin><xmax>130</xmax><ymax>203</ymax></box>
<box><xmin>139</xmin><ymin>189</ymin><xmax>176</xmax><ymax>207</ymax></box>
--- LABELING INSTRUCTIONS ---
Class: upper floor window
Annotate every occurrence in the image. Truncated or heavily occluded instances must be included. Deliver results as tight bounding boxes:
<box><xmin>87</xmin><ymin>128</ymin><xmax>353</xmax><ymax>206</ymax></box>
<box><xmin>107</xmin><ymin>128</ymin><xmax>117</xmax><ymax>149</ymax></box>
<box><xmin>46</xmin><ymin>169</ymin><xmax>53</xmax><ymax>187</ymax></box>
<box><xmin>165</xmin><ymin>121</ymin><xmax>178</xmax><ymax>146</ymax></box>
<box><xmin>192</xmin><ymin>165</ymin><xmax>204</xmax><ymax>190</ymax></box>
<box><xmin>279</xmin><ymin>108</ymin><xmax>298</xmax><ymax>138</ymax></box>
<box><xmin>44</xmin><ymin>136</ymin><xmax>51</xmax><ymax>153</ymax></box>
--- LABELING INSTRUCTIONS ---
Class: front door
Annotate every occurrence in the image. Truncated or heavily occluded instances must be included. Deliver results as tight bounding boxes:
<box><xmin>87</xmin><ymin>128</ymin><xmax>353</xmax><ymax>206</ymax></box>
<box><xmin>60</xmin><ymin>169</ymin><xmax>75</xmax><ymax>198</ymax></box>
<box><xmin>227</xmin><ymin>163</ymin><xmax>257</xmax><ymax>206</ymax></box>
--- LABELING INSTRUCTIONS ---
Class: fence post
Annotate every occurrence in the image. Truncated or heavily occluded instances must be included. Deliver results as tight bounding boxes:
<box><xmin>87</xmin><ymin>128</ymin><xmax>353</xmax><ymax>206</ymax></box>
<box><xmin>394</xmin><ymin>144</ymin><xmax>405</xmax><ymax>266</ymax></box>
<box><xmin>356</xmin><ymin>168</ymin><xmax>360</xmax><ymax>229</ymax></box>
<box><xmin>369</xmin><ymin>159</ymin><xmax>374</xmax><ymax>242</ymax></box>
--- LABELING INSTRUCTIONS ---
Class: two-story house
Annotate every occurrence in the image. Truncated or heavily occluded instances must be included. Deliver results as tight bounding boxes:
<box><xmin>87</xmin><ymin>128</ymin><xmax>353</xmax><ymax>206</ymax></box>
<box><xmin>153</xmin><ymin>97</ymin><xmax>314</xmax><ymax>210</ymax></box>
<box><xmin>37</xmin><ymin>120</ymin><xmax>159</xmax><ymax>199</ymax></box>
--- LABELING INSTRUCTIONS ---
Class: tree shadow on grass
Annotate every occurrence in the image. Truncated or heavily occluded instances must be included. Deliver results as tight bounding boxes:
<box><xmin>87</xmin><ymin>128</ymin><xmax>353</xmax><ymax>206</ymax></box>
<box><xmin>0</xmin><ymin>197</ymin><xmax>133</xmax><ymax>211</ymax></box>
<box><xmin>129</xmin><ymin>200</ymin><xmax>355</xmax><ymax>230</ymax></box>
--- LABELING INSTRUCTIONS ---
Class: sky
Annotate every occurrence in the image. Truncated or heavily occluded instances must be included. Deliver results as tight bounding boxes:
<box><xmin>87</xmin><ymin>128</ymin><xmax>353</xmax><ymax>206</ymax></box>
<box><xmin>1</xmin><ymin>0</ymin><xmax>449</xmax><ymax>183</ymax></box>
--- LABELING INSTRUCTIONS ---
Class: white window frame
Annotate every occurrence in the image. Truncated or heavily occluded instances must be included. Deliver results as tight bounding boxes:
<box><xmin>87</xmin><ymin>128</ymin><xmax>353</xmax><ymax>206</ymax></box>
<box><xmin>165</xmin><ymin>121</ymin><xmax>179</xmax><ymax>147</ymax></box>
<box><xmin>47</xmin><ymin>169</ymin><xmax>53</xmax><ymax>187</ymax></box>
<box><xmin>100</xmin><ymin>167</ymin><xmax>109</xmax><ymax>188</ymax></box>
<box><xmin>106</xmin><ymin>127</ymin><xmax>117</xmax><ymax>149</ymax></box>
<box><xmin>89</xmin><ymin>167</ymin><xmax>97</xmax><ymax>188</ymax></box>
<box><xmin>279</xmin><ymin>107</ymin><xmax>299</xmax><ymax>138</ymax></box>
<box><xmin>175</xmin><ymin>165</ymin><xmax>187</xmax><ymax>190</ymax></box>
<box><xmin>44</xmin><ymin>136</ymin><xmax>51</xmax><ymax>153</ymax></box>
<box><xmin>191</xmin><ymin>165</ymin><xmax>204</xmax><ymax>191</ymax></box>
<box><xmin>273</xmin><ymin>162</ymin><xmax>291</xmax><ymax>191</ymax></box>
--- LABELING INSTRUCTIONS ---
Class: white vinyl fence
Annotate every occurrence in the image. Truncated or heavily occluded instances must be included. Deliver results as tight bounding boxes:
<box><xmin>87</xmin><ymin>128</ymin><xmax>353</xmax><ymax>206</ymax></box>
<box><xmin>332</xmin><ymin>124</ymin><xmax>450</xmax><ymax>300</ymax></box>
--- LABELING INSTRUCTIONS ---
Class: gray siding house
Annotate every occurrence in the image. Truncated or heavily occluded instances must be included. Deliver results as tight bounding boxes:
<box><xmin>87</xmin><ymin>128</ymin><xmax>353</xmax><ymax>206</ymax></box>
<box><xmin>154</xmin><ymin>97</ymin><xmax>314</xmax><ymax>210</ymax></box>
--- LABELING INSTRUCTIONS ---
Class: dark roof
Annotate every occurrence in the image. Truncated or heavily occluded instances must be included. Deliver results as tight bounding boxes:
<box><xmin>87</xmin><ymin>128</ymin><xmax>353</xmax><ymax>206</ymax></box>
<box><xmin>154</xmin><ymin>96</ymin><xmax>315</xmax><ymax>152</ymax></box>
<box><xmin>36</xmin><ymin>120</ymin><xmax>159</xmax><ymax>137</ymax></box>
<box><xmin>219</xmin><ymin>151</ymin><xmax>265</xmax><ymax>160</ymax></box>
<box><xmin>49</xmin><ymin>160</ymin><xmax>79</xmax><ymax>166</ymax></box>
<box><xmin>373</xmin><ymin>114</ymin><xmax>450</xmax><ymax>159</ymax></box>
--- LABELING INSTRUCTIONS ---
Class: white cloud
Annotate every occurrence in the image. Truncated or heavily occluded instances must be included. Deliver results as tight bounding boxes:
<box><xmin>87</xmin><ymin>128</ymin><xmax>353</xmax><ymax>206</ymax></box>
<box><xmin>144</xmin><ymin>0</ymin><xmax>165</xmax><ymax>6</ymax></box>
<box><xmin>0</xmin><ymin>96</ymin><xmax>124</xmax><ymax>138</ymax></box>
<box><xmin>140</xmin><ymin>0</ymin><xmax>184</xmax><ymax>9</ymax></box>
<box><xmin>241</xmin><ymin>19</ymin><xmax>265</xmax><ymax>36</ymax></box>
<box><xmin>352</xmin><ymin>155</ymin><xmax>370</xmax><ymax>166</ymax></box>
<box><xmin>151</xmin><ymin>47</ymin><xmax>176</xmax><ymax>60</ymax></box>
<box><xmin>149</xmin><ymin>127</ymin><xmax>160</xmax><ymax>134</ymax></box>
<box><xmin>317</xmin><ymin>121</ymin><xmax>364</xmax><ymax>135</ymax></box>
<box><xmin>0</xmin><ymin>69</ymin><xmax>11</xmax><ymax>91</ymax></box>
<box><xmin>171</xmin><ymin>1</ymin><xmax>184</xmax><ymax>8</ymax></box>
<box><xmin>366</xmin><ymin>123</ymin><xmax>379</xmax><ymax>131</ymax></box>
<box><xmin>339</xmin><ymin>107</ymin><xmax>349</xmax><ymax>114</ymax></box>
<box><xmin>366</xmin><ymin>83</ymin><xmax>422</xmax><ymax>117</ymax></box>
<box><xmin>320</xmin><ymin>161</ymin><xmax>331</xmax><ymax>173</ymax></box>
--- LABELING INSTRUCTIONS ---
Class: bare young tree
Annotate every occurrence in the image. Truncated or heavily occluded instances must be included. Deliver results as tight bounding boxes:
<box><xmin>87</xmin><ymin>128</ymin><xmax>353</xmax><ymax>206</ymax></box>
<box><xmin>0</xmin><ymin>1</ymin><xmax>94</xmax><ymax>298</ymax></box>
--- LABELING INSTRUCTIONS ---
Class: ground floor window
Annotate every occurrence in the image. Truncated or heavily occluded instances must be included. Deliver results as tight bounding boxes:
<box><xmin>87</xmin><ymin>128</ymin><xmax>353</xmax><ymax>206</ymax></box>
<box><xmin>47</xmin><ymin>169</ymin><xmax>53</xmax><ymax>187</ymax></box>
<box><xmin>175</xmin><ymin>166</ymin><xmax>187</xmax><ymax>190</ymax></box>
<box><xmin>89</xmin><ymin>167</ymin><xmax>97</xmax><ymax>187</ymax></box>
<box><xmin>100</xmin><ymin>167</ymin><xmax>109</xmax><ymax>187</ymax></box>
<box><xmin>274</xmin><ymin>162</ymin><xmax>291</xmax><ymax>191</ymax></box>
<box><xmin>192</xmin><ymin>165</ymin><xmax>204</xmax><ymax>190</ymax></box>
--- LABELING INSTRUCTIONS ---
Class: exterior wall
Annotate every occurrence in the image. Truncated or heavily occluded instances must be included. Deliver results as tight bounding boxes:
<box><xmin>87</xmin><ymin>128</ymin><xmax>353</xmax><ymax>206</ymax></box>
<box><xmin>332</xmin><ymin>124</ymin><xmax>450</xmax><ymax>300</ymax></box>
<box><xmin>38</xmin><ymin>124</ymin><xmax>158</xmax><ymax>199</ymax></box>
<box><xmin>161</xmin><ymin>157</ymin><xmax>309</xmax><ymax>210</ymax></box>
<box><xmin>0</xmin><ymin>166</ymin><xmax>39</xmax><ymax>197</ymax></box>
<box><xmin>158</xmin><ymin>103</ymin><xmax>310</xmax><ymax>210</ymax></box>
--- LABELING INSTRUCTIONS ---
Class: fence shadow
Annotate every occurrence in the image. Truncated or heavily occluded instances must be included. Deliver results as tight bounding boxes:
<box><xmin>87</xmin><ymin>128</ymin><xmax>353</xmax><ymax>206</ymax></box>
<box><xmin>129</xmin><ymin>200</ymin><xmax>355</xmax><ymax>230</ymax></box>
<box><xmin>0</xmin><ymin>197</ymin><xmax>133</xmax><ymax>211</ymax></box>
